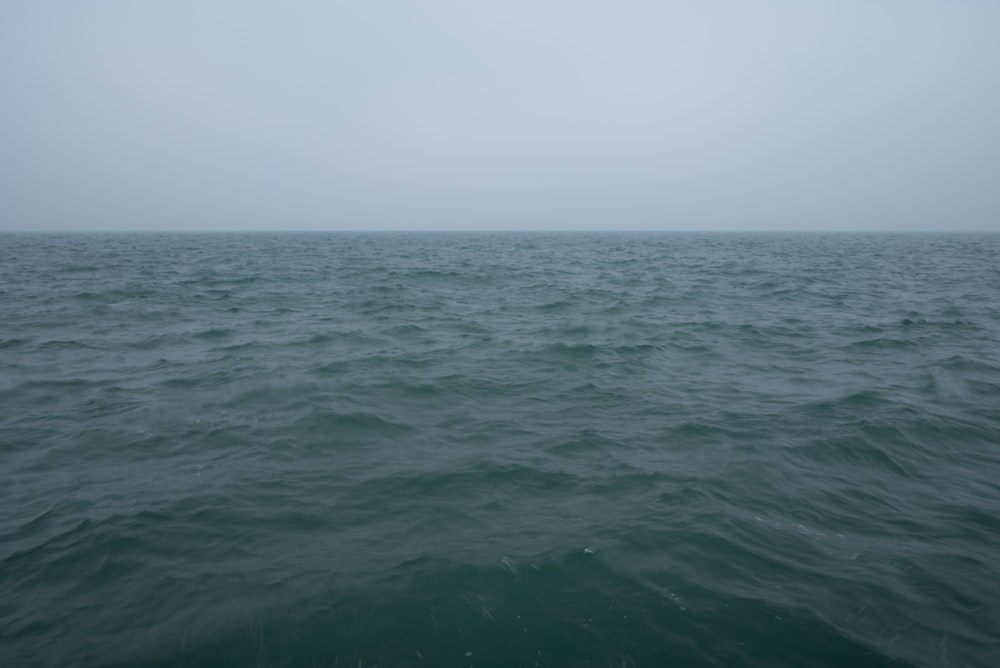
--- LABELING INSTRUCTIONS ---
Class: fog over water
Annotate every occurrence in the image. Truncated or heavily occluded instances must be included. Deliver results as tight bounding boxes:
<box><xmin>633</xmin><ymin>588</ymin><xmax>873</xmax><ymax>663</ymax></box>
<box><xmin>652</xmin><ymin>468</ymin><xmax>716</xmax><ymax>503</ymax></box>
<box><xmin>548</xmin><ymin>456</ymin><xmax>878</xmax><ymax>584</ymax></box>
<box><xmin>1</xmin><ymin>1</ymin><xmax>999</xmax><ymax>231</ymax></box>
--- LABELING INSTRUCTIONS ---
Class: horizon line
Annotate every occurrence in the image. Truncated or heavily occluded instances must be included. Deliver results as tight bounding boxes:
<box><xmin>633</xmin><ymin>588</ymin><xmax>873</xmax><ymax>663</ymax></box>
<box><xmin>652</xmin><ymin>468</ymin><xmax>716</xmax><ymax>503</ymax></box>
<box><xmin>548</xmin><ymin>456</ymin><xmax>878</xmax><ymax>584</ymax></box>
<box><xmin>2</xmin><ymin>228</ymin><xmax>999</xmax><ymax>235</ymax></box>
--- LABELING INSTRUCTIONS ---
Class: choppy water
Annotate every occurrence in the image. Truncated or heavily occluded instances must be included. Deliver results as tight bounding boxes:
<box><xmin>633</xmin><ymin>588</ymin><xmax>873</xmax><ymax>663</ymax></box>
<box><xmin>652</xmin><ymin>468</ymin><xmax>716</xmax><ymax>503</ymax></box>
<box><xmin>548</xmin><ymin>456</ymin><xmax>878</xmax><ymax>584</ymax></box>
<box><xmin>2</xmin><ymin>232</ymin><xmax>999</xmax><ymax>667</ymax></box>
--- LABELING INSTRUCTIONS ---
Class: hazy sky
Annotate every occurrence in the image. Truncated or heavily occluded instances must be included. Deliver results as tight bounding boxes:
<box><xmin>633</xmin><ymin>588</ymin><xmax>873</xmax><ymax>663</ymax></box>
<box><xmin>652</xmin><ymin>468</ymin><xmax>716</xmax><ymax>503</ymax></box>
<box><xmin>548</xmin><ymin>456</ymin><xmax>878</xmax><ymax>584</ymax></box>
<box><xmin>2</xmin><ymin>1</ymin><xmax>998</xmax><ymax>231</ymax></box>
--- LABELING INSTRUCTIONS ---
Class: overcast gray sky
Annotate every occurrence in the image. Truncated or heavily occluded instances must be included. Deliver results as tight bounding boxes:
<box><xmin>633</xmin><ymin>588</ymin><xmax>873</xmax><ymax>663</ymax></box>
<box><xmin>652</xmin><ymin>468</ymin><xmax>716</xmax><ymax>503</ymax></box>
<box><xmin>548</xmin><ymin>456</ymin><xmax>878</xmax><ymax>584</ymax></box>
<box><xmin>1</xmin><ymin>1</ymin><xmax>998</xmax><ymax>232</ymax></box>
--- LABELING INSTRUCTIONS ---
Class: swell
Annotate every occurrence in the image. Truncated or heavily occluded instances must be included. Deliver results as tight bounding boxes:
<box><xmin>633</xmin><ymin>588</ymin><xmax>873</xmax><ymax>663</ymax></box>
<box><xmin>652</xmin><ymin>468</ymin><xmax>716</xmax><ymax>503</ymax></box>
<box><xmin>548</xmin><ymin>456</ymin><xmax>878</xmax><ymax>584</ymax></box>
<box><xmin>2</xmin><ymin>233</ymin><xmax>1000</xmax><ymax>668</ymax></box>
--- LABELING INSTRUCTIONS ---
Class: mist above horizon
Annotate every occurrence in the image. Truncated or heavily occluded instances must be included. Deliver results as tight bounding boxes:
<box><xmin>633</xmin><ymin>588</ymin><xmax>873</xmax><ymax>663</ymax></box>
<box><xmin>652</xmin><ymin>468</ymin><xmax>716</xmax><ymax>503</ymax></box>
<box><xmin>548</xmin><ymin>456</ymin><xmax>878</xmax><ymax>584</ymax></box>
<box><xmin>2</xmin><ymin>1</ymin><xmax>998</xmax><ymax>232</ymax></box>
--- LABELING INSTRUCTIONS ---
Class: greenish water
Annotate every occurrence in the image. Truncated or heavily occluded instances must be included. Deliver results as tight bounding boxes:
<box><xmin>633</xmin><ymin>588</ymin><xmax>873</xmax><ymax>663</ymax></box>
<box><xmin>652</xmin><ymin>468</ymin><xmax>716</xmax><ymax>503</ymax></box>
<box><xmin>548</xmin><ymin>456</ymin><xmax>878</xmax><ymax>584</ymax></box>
<box><xmin>2</xmin><ymin>232</ymin><xmax>999</xmax><ymax>667</ymax></box>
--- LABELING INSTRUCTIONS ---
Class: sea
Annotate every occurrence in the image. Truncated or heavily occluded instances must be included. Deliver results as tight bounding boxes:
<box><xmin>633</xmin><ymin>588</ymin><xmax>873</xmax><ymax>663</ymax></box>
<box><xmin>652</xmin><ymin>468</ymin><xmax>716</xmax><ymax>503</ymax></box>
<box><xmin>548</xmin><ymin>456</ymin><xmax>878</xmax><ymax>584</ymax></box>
<box><xmin>1</xmin><ymin>232</ymin><xmax>998</xmax><ymax>668</ymax></box>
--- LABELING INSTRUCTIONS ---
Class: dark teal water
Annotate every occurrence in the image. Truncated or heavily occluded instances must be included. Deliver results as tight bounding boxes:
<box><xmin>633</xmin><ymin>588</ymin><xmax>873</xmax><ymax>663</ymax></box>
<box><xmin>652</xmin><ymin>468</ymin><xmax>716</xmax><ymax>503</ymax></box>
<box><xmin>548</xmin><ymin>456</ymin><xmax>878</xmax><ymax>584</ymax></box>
<box><xmin>2</xmin><ymin>232</ymin><xmax>999</xmax><ymax>667</ymax></box>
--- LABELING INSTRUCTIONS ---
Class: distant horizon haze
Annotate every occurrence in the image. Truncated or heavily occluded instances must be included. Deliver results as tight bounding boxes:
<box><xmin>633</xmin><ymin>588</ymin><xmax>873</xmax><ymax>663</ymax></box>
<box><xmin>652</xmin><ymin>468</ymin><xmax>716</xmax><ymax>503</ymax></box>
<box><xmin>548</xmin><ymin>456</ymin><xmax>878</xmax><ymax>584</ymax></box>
<box><xmin>3</xmin><ymin>228</ymin><xmax>1000</xmax><ymax>236</ymax></box>
<box><xmin>2</xmin><ymin>1</ymin><xmax>998</xmax><ymax>233</ymax></box>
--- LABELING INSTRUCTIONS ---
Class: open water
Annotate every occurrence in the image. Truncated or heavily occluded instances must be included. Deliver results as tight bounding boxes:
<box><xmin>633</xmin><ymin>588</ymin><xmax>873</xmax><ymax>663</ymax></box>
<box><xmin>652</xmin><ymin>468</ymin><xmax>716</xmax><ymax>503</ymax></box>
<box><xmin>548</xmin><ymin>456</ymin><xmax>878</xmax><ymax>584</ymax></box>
<box><xmin>2</xmin><ymin>232</ymin><xmax>999</xmax><ymax>668</ymax></box>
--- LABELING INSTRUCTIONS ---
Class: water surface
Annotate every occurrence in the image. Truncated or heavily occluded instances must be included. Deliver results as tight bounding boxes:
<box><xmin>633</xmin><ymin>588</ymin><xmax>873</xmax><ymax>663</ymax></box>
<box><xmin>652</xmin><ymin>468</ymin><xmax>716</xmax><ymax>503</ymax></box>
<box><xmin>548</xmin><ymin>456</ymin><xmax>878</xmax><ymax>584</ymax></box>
<box><xmin>2</xmin><ymin>232</ymin><xmax>999</xmax><ymax>667</ymax></box>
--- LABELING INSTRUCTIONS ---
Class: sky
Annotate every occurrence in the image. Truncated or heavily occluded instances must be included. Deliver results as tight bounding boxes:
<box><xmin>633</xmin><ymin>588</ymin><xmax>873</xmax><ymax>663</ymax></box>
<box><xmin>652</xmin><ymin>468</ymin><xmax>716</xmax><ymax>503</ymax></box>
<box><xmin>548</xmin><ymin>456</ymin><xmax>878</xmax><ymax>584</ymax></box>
<box><xmin>1</xmin><ymin>1</ymin><xmax>999</xmax><ymax>232</ymax></box>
